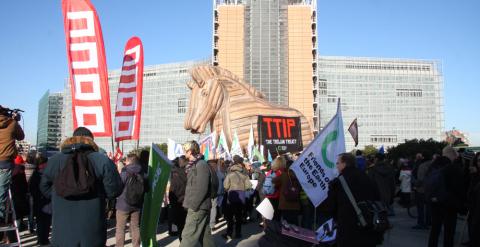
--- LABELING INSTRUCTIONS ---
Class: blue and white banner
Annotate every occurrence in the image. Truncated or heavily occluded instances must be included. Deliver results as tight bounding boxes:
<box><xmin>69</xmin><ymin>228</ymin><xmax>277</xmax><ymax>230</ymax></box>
<box><xmin>290</xmin><ymin>100</ymin><xmax>345</xmax><ymax>206</ymax></box>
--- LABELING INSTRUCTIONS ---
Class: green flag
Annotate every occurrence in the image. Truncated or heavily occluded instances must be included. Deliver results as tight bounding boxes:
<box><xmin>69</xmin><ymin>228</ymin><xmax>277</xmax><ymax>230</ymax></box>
<box><xmin>252</xmin><ymin>145</ymin><xmax>265</xmax><ymax>163</ymax></box>
<box><xmin>141</xmin><ymin>143</ymin><xmax>172</xmax><ymax>246</ymax></box>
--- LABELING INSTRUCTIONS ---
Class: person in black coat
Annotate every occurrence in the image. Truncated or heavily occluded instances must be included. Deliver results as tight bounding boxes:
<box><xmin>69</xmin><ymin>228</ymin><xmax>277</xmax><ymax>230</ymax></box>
<box><xmin>428</xmin><ymin>146</ymin><xmax>466</xmax><ymax>247</ymax></box>
<box><xmin>40</xmin><ymin>127</ymin><xmax>123</xmax><ymax>247</ymax></box>
<box><xmin>29</xmin><ymin>154</ymin><xmax>51</xmax><ymax>245</ymax></box>
<box><xmin>368</xmin><ymin>153</ymin><xmax>396</xmax><ymax>216</ymax></box>
<box><xmin>465</xmin><ymin>152</ymin><xmax>480</xmax><ymax>247</ymax></box>
<box><xmin>322</xmin><ymin>153</ymin><xmax>382</xmax><ymax>247</ymax></box>
<box><xmin>168</xmin><ymin>156</ymin><xmax>188</xmax><ymax>240</ymax></box>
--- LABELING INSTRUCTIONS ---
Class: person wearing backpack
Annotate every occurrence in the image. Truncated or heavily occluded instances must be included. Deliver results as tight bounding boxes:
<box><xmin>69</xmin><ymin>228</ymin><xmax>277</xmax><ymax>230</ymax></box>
<box><xmin>274</xmin><ymin>159</ymin><xmax>300</xmax><ymax>225</ymax></box>
<box><xmin>322</xmin><ymin>153</ymin><xmax>383</xmax><ymax>247</ymax></box>
<box><xmin>40</xmin><ymin>127</ymin><xmax>123</xmax><ymax>247</ymax></box>
<box><xmin>222</xmin><ymin>155</ymin><xmax>252</xmax><ymax>240</ymax></box>
<box><xmin>427</xmin><ymin>147</ymin><xmax>466</xmax><ymax>247</ymax></box>
<box><xmin>115</xmin><ymin>153</ymin><xmax>145</xmax><ymax>247</ymax></box>
<box><xmin>263</xmin><ymin>156</ymin><xmax>285</xmax><ymax>222</ymax></box>
<box><xmin>180</xmin><ymin>141</ymin><xmax>216</xmax><ymax>247</ymax></box>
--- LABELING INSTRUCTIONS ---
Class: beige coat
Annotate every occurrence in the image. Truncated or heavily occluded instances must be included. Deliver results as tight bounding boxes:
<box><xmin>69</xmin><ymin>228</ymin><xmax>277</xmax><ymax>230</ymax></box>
<box><xmin>224</xmin><ymin>164</ymin><xmax>252</xmax><ymax>192</ymax></box>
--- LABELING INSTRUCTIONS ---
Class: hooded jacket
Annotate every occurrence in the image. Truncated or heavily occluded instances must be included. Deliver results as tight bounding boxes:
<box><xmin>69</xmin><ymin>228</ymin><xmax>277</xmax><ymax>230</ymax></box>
<box><xmin>40</xmin><ymin>136</ymin><xmax>123</xmax><ymax>247</ymax></box>
<box><xmin>224</xmin><ymin>164</ymin><xmax>252</xmax><ymax>192</ymax></box>
<box><xmin>0</xmin><ymin>115</ymin><xmax>24</xmax><ymax>166</ymax></box>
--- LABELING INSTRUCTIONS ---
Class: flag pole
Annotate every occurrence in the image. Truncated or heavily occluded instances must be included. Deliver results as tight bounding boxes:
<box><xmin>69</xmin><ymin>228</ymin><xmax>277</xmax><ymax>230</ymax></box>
<box><xmin>110</xmin><ymin>137</ymin><xmax>115</xmax><ymax>155</ymax></box>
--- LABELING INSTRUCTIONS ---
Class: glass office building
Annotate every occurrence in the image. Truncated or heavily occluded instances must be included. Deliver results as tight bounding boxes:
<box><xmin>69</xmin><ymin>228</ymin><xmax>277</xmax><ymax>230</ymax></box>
<box><xmin>63</xmin><ymin>60</ymin><xmax>208</xmax><ymax>153</ymax></box>
<box><xmin>37</xmin><ymin>91</ymin><xmax>64</xmax><ymax>152</ymax></box>
<box><xmin>317</xmin><ymin>56</ymin><xmax>444</xmax><ymax>151</ymax></box>
<box><xmin>213</xmin><ymin>0</ymin><xmax>317</xmax><ymax>130</ymax></box>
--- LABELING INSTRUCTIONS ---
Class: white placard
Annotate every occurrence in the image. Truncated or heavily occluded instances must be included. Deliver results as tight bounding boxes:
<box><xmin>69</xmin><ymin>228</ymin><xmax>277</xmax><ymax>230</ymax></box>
<box><xmin>250</xmin><ymin>180</ymin><xmax>258</xmax><ymax>190</ymax></box>
<box><xmin>256</xmin><ymin>198</ymin><xmax>274</xmax><ymax>220</ymax></box>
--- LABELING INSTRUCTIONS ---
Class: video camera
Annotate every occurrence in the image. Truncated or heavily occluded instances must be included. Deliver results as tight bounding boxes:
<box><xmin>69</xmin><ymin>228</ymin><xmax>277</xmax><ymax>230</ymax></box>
<box><xmin>0</xmin><ymin>105</ymin><xmax>24</xmax><ymax>121</ymax></box>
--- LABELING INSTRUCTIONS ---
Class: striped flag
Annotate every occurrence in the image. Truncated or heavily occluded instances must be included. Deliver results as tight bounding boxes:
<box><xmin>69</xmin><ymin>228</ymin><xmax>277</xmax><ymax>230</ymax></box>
<box><xmin>114</xmin><ymin>37</ymin><xmax>144</xmax><ymax>142</ymax></box>
<box><xmin>348</xmin><ymin>118</ymin><xmax>358</xmax><ymax>147</ymax></box>
<box><xmin>62</xmin><ymin>0</ymin><xmax>112</xmax><ymax>136</ymax></box>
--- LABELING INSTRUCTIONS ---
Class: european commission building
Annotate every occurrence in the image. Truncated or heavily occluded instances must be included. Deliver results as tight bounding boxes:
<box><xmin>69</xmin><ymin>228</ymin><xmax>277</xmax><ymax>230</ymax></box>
<box><xmin>317</xmin><ymin>56</ymin><xmax>444</xmax><ymax>150</ymax></box>
<box><xmin>61</xmin><ymin>56</ymin><xmax>443</xmax><ymax>153</ymax></box>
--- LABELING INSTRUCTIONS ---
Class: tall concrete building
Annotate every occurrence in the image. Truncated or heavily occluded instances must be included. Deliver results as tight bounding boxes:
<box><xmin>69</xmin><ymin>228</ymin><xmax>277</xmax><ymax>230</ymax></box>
<box><xmin>317</xmin><ymin>56</ymin><xmax>444</xmax><ymax>150</ymax></box>
<box><xmin>63</xmin><ymin>60</ymin><xmax>207</xmax><ymax>153</ymax></box>
<box><xmin>213</xmin><ymin>0</ymin><xmax>318</xmax><ymax>130</ymax></box>
<box><xmin>37</xmin><ymin>91</ymin><xmax>64</xmax><ymax>153</ymax></box>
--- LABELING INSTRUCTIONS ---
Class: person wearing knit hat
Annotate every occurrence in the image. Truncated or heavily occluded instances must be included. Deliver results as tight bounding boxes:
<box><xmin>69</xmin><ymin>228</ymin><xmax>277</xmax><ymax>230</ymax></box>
<box><xmin>442</xmin><ymin>146</ymin><xmax>458</xmax><ymax>163</ymax></box>
<box><xmin>73</xmin><ymin>126</ymin><xmax>94</xmax><ymax>139</ymax></box>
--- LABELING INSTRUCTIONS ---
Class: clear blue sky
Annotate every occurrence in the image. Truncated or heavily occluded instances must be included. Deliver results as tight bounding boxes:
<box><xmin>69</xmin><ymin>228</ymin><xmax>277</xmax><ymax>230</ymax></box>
<box><xmin>1</xmin><ymin>0</ymin><xmax>479</xmax><ymax>145</ymax></box>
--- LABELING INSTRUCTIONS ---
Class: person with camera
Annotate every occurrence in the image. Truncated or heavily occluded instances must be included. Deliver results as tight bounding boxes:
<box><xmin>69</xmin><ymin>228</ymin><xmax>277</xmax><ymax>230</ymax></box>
<box><xmin>0</xmin><ymin>105</ymin><xmax>25</xmax><ymax>226</ymax></box>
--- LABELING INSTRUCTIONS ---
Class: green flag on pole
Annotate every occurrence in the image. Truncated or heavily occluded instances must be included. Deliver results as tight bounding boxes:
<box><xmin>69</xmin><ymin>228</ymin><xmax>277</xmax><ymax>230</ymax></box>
<box><xmin>141</xmin><ymin>143</ymin><xmax>172</xmax><ymax>246</ymax></box>
<box><xmin>252</xmin><ymin>145</ymin><xmax>265</xmax><ymax>163</ymax></box>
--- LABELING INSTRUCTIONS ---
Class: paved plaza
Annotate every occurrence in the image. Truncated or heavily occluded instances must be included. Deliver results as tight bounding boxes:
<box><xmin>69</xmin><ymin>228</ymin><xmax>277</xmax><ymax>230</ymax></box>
<box><xmin>15</xmin><ymin>203</ymin><xmax>469</xmax><ymax>247</ymax></box>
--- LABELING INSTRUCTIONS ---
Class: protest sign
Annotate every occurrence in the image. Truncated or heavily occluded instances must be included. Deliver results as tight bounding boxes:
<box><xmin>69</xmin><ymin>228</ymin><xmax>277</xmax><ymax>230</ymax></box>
<box><xmin>256</xmin><ymin>198</ymin><xmax>274</xmax><ymax>220</ymax></box>
<box><xmin>290</xmin><ymin>100</ymin><xmax>345</xmax><ymax>206</ymax></box>
<box><xmin>141</xmin><ymin>144</ymin><xmax>172</xmax><ymax>247</ymax></box>
<box><xmin>258</xmin><ymin>116</ymin><xmax>303</xmax><ymax>156</ymax></box>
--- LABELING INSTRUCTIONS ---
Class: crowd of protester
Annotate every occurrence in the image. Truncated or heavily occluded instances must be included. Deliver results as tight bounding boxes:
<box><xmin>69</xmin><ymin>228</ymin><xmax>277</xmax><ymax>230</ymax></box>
<box><xmin>1</xmin><ymin>123</ymin><xmax>480</xmax><ymax>247</ymax></box>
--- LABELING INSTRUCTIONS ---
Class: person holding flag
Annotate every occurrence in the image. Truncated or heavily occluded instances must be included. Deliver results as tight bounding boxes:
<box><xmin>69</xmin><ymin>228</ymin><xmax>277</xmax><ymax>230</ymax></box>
<box><xmin>321</xmin><ymin>153</ymin><xmax>383</xmax><ymax>247</ymax></box>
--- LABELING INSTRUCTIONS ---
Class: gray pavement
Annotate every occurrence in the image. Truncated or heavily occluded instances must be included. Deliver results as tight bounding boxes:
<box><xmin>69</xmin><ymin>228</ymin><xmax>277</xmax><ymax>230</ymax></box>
<box><xmin>16</xmin><ymin>203</ymin><xmax>469</xmax><ymax>246</ymax></box>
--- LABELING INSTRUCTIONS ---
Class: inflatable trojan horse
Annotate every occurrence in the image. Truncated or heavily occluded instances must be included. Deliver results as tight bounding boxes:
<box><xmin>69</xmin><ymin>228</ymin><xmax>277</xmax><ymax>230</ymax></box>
<box><xmin>184</xmin><ymin>65</ymin><xmax>313</xmax><ymax>155</ymax></box>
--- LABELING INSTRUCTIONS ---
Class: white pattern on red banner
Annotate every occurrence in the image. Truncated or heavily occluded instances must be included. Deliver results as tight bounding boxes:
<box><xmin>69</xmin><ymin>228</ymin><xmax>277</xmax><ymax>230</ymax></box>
<box><xmin>114</xmin><ymin>37</ymin><xmax>144</xmax><ymax>142</ymax></box>
<box><xmin>62</xmin><ymin>0</ymin><xmax>112</xmax><ymax>136</ymax></box>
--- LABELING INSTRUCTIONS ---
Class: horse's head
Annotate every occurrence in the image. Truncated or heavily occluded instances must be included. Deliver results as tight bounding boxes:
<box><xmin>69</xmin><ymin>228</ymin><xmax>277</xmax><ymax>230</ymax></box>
<box><xmin>184</xmin><ymin>66</ymin><xmax>224</xmax><ymax>134</ymax></box>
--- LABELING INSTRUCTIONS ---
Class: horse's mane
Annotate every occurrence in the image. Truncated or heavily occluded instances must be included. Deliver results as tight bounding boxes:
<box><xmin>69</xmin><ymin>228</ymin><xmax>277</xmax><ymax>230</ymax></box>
<box><xmin>190</xmin><ymin>65</ymin><xmax>266</xmax><ymax>99</ymax></box>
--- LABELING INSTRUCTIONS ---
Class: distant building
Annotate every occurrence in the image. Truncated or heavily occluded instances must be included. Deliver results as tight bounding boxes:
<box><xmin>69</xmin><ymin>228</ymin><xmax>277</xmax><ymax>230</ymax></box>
<box><xmin>317</xmin><ymin>56</ymin><xmax>444</xmax><ymax>150</ymax></box>
<box><xmin>37</xmin><ymin>91</ymin><xmax>63</xmax><ymax>153</ymax></box>
<box><xmin>63</xmin><ymin>60</ymin><xmax>208</xmax><ymax>153</ymax></box>
<box><xmin>213</xmin><ymin>0</ymin><xmax>318</xmax><ymax>131</ymax></box>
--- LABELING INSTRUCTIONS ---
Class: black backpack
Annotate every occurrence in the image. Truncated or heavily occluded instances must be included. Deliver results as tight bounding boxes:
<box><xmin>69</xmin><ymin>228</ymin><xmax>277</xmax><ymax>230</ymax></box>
<box><xmin>208</xmin><ymin>164</ymin><xmax>219</xmax><ymax>199</ymax></box>
<box><xmin>424</xmin><ymin>166</ymin><xmax>448</xmax><ymax>203</ymax></box>
<box><xmin>124</xmin><ymin>172</ymin><xmax>145</xmax><ymax>206</ymax></box>
<box><xmin>54</xmin><ymin>149</ymin><xmax>97</xmax><ymax>199</ymax></box>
